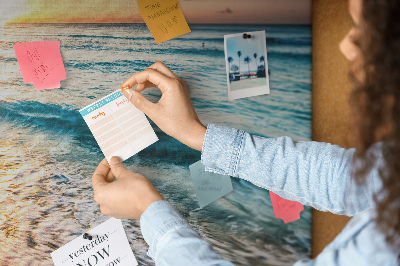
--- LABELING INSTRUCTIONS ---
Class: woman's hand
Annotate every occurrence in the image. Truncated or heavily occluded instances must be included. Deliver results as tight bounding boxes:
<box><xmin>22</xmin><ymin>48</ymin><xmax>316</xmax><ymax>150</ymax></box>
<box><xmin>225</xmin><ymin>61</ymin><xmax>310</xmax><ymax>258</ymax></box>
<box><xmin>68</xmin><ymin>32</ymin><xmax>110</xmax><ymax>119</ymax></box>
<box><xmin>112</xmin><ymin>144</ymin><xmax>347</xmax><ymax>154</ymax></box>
<box><xmin>91</xmin><ymin>157</ymin><xmax>164</xmax><ymax>220</ymax></box>
<box><xmin>120</xmin><ymin>61</ymin><xmax>207</xmax><ymax>152</ymax></box>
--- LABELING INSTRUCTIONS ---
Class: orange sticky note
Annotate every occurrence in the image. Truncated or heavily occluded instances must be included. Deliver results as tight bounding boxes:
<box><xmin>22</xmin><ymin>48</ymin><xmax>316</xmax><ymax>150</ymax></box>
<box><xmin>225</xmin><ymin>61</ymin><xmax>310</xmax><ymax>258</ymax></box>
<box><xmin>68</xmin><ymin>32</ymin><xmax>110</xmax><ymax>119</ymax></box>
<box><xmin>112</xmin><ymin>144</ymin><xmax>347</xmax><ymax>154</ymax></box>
<box><xmin>137</xmin><ymin>0</ymin><xmax>191</xmax><ymax>44</ymax></box>
<box><xmin>14</xmin><ymin>41</ymin><xmax>66</xmax><ymax>90</ymax></box>
<box><xmin>270</xmin><ymin>191</ymin><xmax>304</xmax><ymax>224</ymax></box>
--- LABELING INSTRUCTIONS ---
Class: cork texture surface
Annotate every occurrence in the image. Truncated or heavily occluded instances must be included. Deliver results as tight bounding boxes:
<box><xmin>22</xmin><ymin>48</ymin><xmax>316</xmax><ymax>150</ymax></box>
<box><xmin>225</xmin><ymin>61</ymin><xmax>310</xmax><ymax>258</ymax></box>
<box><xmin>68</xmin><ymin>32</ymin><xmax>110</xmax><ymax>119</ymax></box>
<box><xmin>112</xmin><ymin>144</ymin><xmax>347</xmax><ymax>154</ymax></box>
<box><xmin>312</xmin><ymin>0</ymin><xmax>353</xmax><ymax>257</ymax></box>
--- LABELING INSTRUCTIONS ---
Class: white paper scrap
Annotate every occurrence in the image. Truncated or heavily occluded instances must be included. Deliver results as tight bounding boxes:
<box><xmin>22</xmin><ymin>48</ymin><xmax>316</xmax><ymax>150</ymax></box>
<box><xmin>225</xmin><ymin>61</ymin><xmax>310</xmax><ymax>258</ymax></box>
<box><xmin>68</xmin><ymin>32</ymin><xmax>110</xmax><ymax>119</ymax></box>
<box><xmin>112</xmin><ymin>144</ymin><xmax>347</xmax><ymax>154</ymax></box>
<box><xmin>51</xmin><ymin>218</ymin><xmax>138</xmax><ymax>266</ymax></box>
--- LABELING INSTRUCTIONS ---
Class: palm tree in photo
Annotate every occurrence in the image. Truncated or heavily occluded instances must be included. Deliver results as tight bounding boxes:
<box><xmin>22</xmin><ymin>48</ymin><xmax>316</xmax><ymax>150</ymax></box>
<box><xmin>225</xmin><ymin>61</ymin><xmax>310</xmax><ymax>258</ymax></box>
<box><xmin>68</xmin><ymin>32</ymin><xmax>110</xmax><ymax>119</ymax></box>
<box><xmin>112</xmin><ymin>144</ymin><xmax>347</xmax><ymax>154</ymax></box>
<box><xmin>253</xmin><ymin>53</ymin><xmax>257</xmax><ymax>74</ymax></box>
<box><xmin>258</xmin><ymin>55</ymin><xmax>266</xmax><ymax>77</ymax></box>
<box><xmin>244</xmin><ymin>56</ymin><xmax>251</xmax><ymax>77</ymax></box>
<box><xmin>237</xmin><ymin>51</ymin><xmax>242</xmax><ymax>78</ymax></box>
<box><xmin>231</xmin><ymin>64</ymin><xmax>239</xmax><ymax>73</ymax></box>
<box><xmin>227</xmin><ymin>56</ymin><xmax>233</xmax><ymax>73</ymax></box>
<box><xmin>260</xmin><ymin>55</ymin><xmax>265</xmax><ymax>67</ymax></box>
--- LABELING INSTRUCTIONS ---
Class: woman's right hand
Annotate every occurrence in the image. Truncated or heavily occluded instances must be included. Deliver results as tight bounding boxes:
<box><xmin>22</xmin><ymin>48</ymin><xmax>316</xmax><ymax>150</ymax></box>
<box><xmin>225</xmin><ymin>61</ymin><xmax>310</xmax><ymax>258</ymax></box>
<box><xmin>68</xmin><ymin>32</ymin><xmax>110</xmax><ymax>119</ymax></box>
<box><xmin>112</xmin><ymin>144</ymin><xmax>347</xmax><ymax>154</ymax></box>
<box><xmin>120</xmin><ymin>61</ymin><xmax>207</xmax><ymax>151</ymax></box>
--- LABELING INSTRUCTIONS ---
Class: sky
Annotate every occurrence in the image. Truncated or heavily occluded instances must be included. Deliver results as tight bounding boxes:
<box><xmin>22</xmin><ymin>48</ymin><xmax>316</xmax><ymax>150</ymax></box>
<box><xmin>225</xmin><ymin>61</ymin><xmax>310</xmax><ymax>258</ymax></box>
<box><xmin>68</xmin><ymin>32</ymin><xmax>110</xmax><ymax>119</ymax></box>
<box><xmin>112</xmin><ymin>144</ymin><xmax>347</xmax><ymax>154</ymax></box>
<box><xmin>3</xmin><ymin>0</ymin><xmax>311</xmax><ymax>24</ymax></box>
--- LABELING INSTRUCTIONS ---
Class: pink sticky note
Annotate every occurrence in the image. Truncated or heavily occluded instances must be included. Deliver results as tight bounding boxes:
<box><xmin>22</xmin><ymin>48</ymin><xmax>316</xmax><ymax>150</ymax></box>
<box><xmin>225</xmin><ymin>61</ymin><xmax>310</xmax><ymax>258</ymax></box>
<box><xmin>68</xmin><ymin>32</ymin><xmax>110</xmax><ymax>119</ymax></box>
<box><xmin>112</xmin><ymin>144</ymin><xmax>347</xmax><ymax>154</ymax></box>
<box><xmin>14</xmin><ymin>41</ymin><xmax>66</xmax><ymax>90</ymax></box>
<box><xmin>270</xmin><ymin>191</ymin><xmax>304</xmax><ymax>223</ymax></box>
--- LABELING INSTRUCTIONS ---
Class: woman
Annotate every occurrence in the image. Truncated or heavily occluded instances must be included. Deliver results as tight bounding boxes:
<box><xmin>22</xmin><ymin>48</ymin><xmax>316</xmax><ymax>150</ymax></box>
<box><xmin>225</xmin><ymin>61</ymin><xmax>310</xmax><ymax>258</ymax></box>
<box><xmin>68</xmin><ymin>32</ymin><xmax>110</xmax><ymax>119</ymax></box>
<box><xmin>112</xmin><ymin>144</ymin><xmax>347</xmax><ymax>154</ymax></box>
<box><xmin>91</xmin><ymin>0</ymin><xmax>400</xmax><ymax>264</ymax></box>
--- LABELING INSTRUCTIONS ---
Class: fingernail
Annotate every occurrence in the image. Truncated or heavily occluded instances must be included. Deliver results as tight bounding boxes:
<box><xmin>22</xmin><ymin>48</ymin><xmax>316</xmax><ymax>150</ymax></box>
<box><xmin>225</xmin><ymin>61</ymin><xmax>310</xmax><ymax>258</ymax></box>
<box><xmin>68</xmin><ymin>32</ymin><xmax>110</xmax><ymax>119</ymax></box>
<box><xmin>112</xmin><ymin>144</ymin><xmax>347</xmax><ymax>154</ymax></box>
<box><xmin>120</xmin><ymin>85</ymin><xmax>130</xmax><ymax>92</ymax></box>
<box><xmin>110</xmin><ymin>156</ymin><xmax>122</xmax><ymax>165</ymax></box>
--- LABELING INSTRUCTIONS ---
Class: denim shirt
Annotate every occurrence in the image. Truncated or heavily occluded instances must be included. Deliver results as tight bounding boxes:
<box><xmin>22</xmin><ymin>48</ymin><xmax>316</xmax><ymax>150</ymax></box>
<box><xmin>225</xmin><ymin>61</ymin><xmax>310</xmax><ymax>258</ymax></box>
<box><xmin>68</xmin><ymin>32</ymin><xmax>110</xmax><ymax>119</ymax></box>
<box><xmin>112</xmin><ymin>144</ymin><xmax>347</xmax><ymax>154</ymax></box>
<box><xmin>140</xmin><ymin>124</ymin><xmax>399</xmax><ymax>265</ymax></box>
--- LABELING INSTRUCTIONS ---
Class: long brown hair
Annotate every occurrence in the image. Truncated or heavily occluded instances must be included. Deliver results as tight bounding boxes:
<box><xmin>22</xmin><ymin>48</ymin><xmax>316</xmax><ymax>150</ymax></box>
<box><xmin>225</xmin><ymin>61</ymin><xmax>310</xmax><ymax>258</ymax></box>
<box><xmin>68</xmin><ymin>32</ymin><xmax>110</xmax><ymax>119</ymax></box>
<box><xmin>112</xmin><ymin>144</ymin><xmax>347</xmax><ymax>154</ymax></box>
<box><xmin>350</xmin><ymin>0</ymin><xmax>400</xmax><ymax>251</ymax></box>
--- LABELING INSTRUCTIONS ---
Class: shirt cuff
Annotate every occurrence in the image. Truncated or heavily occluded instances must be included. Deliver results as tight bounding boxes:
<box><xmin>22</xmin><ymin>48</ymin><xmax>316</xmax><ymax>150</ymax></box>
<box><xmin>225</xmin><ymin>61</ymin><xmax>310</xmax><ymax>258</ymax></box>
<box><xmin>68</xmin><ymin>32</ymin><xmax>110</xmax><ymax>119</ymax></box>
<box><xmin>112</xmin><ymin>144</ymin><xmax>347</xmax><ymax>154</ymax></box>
<box><xmin>140</xmin><ymin>200</ymin><xmax>190</xmax><ymax>259</ymax></box>
<box><xmin>201</xmin><ymin>123</ymin><xmax>245</xmax><ymax>176</ymax></box>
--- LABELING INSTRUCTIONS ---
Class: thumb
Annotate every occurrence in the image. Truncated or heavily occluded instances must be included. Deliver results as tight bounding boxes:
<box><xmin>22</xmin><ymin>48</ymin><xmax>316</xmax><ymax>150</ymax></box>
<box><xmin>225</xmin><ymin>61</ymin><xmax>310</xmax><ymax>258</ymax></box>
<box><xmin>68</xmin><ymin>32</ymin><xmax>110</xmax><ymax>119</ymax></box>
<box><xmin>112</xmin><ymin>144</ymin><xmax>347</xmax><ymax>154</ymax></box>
<box><xmin>122</xmin><ymin>89</ymin><xmax>155</xmax><ymax>116</ymax></box>
<box><xmin>109</xmin><ymin>156</ymin><xmax>128</xmax><ymax>179</ymax></box>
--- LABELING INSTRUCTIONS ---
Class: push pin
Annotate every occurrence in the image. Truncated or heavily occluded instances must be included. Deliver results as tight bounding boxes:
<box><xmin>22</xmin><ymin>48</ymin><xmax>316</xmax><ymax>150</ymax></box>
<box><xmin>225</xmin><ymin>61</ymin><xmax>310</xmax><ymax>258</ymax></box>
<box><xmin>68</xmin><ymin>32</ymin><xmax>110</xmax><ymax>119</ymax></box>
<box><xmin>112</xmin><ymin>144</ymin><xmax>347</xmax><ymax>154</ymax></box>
<box><xmin>243</xmin><ymin>33</ymin><xmax>251</xmax><ymax>39</ymax></box>
<box><xmin>83</xmin><ymin>233</ymin><xmax>93</xmax><ymax>240</ymax></box>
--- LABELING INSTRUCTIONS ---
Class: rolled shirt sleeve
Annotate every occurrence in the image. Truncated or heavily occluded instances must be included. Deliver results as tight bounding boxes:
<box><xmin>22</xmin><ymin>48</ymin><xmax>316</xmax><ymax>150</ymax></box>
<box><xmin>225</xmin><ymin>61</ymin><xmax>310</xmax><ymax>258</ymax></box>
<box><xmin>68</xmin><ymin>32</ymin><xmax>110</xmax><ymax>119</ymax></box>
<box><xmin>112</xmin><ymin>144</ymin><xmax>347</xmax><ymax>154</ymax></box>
<box><xmin>201</xmin><ymin>123</ymin><xmax>383</xmax><ymax>216</ymax></box>
<box><xmin>140</xmin><ymin>200</ymin><xmax>234</xmax><ymax>266</ymax></box>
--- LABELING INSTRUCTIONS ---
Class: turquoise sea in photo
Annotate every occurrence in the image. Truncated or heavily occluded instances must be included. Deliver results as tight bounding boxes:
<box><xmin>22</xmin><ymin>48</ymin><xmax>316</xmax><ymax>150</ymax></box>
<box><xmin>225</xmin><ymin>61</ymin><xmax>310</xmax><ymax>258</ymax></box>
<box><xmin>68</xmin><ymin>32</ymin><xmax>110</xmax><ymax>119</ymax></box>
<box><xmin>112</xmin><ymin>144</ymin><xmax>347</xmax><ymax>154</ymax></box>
<box><xmin>0</xmin><ymin>23</ymin><xmax>312</xmax><ymax>265</ymax></box>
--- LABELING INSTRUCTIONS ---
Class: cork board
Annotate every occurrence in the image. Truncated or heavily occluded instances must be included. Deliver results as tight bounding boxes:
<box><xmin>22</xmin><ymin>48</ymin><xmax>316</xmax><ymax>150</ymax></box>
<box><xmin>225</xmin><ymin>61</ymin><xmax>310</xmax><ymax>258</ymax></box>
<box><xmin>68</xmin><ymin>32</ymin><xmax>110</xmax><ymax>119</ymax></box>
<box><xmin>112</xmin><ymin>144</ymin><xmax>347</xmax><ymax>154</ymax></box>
<box><xmin>312</xmin><ymin>0</ymin><xmax>353</xmax><ymax>257</ymax></box>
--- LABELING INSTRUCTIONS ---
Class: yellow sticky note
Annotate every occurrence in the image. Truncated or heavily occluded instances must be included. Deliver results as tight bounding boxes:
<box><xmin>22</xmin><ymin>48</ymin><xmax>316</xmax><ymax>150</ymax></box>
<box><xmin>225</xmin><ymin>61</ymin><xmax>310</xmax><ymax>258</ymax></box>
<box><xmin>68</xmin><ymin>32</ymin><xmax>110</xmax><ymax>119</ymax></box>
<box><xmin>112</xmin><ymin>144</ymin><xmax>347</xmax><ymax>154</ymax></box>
<box><xmin>137</xmin><ymin>0</ymin><xmax>191</xmax><ymax>44</ymax></box>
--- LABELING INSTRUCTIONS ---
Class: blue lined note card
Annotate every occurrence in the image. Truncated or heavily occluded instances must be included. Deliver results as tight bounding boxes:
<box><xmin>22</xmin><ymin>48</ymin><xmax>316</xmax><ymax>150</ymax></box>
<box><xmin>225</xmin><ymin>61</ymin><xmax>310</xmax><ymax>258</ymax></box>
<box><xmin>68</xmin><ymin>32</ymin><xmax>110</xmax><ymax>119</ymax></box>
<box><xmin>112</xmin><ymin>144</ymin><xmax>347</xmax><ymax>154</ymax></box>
<box><xmin>189</xmin><ymin>161</ymin><xmax>233</xmax><ymax>208</ymax></box>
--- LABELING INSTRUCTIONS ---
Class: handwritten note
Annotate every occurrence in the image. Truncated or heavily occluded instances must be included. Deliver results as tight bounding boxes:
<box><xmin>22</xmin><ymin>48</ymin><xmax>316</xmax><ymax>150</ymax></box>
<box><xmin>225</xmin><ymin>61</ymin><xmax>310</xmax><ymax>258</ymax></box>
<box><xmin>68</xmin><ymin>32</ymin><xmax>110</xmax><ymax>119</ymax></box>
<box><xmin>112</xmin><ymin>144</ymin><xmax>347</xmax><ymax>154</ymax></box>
<box><xmin>79</xmin><ymin>90</ymin><xmax>158</xmax><ymax>163</ymax></box>
<box><xmin>14</xmin><ymin>41</ymin><xmax>66</xmax><ymax>90</ymax></box>
<box><xmin>189</xmin><ymin>161</ymin><xmax>233</xmax><ymax>208</ymax></box>
<box><xmin>137</xmin><ymin>0</ymin><xmax>191</xmax><ymax>44</ymax></box>
<box><xmin>51</xmin><ymin>218</ymin><xmax>138</xmax><ymax>266</ymax></box>
<box><xmin>269</xmin><ymin>191</ymin><xmax>304</xmax><ymax>224</ymax></box>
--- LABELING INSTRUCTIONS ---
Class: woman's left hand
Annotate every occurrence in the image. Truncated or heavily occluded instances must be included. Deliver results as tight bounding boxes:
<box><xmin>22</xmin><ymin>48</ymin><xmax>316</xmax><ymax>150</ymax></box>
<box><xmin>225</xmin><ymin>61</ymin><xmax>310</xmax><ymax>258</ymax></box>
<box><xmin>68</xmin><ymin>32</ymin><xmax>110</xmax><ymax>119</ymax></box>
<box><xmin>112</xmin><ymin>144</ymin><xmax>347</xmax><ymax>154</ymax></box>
<box><xmin>91</xmin><ymin>157</ymin><xmax>164</xmax><ymax>219</ymax></box>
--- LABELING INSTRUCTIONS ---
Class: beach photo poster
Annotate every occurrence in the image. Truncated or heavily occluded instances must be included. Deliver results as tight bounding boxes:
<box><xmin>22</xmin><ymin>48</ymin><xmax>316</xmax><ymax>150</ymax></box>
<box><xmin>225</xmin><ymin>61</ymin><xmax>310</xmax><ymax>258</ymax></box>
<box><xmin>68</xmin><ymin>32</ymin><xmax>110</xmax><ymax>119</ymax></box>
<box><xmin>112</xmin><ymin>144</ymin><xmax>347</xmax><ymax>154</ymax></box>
<box><xmin>1</xmin><ymin>1</ymin><xmax>312</xmax><ymax>265</ymax></box>
<box><xmin>224</xmin><ymin>30</ymin><xmax>270</xmax><ymax>100</ymax></box>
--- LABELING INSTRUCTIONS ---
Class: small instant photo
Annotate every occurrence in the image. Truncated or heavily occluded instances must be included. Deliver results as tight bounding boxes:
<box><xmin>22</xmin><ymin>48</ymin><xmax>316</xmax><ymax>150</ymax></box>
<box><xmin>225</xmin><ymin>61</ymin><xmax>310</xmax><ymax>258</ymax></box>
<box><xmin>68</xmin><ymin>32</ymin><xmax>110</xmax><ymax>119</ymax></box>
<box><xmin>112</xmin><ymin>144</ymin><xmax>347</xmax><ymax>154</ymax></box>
<box><xmin>224</xmin><ymin>30</ymin><xmax>270</xmax><ymax>100</ymax></box>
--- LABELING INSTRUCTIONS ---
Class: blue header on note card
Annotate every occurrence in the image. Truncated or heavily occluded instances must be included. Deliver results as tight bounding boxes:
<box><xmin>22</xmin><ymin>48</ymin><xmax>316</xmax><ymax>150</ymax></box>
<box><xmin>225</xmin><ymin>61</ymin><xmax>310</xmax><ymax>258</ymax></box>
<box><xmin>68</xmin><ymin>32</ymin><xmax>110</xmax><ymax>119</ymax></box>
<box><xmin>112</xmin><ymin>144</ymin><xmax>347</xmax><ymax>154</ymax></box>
<box><xmin>79</xmin><ymin>91</ymin><xmax>123</xmax><ymax>116</ymax></box>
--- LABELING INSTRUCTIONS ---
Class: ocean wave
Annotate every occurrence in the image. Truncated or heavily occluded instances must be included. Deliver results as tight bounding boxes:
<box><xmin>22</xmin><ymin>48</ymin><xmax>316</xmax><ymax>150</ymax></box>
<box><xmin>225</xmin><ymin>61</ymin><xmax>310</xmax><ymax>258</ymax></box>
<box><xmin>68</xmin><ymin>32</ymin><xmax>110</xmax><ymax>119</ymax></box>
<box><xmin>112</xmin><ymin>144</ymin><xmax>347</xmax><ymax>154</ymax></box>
<box><xmin>266</xmin><ymin>37</ymin><xmax>311</xmax><ymax>46</ymax></box>
<box><xmin>268</xmin><ymin>49</ymin><xmax>312</xmax><ymax>59</ymax></box>
<box><xmin>65</xmin><ymin>59</ymin><xmax>138</xmax><ymax>73</ymax></box>
<box><xmin>0</xmin><ymin>99</ymin><xmax>308</xmax><ymax>167</ymax></box>
<box><xmin>139</xmin><ymin>129</ymin><xmax>202</xmax><ymax>165</ymax></box>
<box><xmin>66</xmin><ymin>34</ymin><xmax>154</xmax><ymax>42</ymax></box>
<box><xmin>1</xmin><ymin>100</ymin><xmax>88</xmax><ymax>134</ymax></box>
<box><xmin>172</xmin><ymin>37</ymin><xmax>224</xmax><ymax>43</ymax></box>
<box><xmin>0</xmin><ymin>100</ymin><xmax>202</xmax><ymax>163</ymax></box>
<box><xmin>66</xmin><ymin>34</ymin><xmax>225</xmax><ymax>44</ymax></box>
